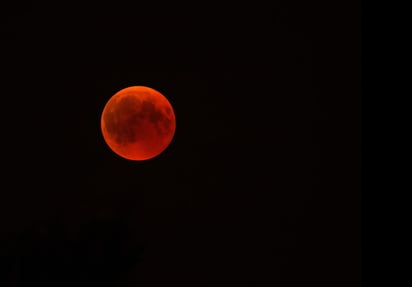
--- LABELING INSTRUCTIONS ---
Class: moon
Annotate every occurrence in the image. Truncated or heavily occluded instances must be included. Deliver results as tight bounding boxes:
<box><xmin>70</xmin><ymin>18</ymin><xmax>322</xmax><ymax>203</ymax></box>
<box><xmin>101</xmin><ymin>86</ymin><xmax>176</xmax><ymax>161</ymax></box>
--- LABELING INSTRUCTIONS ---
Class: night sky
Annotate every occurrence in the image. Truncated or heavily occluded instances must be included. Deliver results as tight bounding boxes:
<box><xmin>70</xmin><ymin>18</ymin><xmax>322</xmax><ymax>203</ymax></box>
<box><xmin>2</xmin><ymin>2</ymin><xmax>360</xmax><ymax>286</ymax></box>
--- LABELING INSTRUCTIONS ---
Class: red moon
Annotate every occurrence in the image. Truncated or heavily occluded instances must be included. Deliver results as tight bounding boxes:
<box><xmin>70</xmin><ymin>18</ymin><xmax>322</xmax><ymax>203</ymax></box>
<box><xmin>101</xmin><ymin>86</ymin><xmax>176</xmax><ymax>161</ymax></box>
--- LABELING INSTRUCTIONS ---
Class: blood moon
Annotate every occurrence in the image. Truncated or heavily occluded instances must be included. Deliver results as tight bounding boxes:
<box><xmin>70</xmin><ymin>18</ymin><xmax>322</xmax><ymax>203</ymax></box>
<box><xmin>101</xmin><ymin>86</ymin><xmax>176</xmax><ymax>161</ymax></box>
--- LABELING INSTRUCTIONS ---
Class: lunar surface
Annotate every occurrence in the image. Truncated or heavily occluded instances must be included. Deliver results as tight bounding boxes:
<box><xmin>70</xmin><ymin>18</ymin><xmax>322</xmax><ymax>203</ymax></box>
<box><xmin>101</xmin><ymin>86</ymin><xmax>176</xmax><ymax>160</ymax></box>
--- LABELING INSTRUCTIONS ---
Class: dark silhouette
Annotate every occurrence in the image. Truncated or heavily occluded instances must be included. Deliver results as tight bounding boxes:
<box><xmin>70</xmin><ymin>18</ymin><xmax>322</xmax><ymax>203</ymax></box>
<box><xmin>1</xmin><ymin>219</ymin><xmax>144</xmax><ymax>286</ymax></box>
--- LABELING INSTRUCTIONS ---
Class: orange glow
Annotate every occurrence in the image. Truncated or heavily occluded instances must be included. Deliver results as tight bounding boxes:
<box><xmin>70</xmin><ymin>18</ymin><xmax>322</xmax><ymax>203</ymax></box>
<box><xmin>101</xmin><ymin>86</ymin><xmax>176</xmax><ymax>160</ymax></box>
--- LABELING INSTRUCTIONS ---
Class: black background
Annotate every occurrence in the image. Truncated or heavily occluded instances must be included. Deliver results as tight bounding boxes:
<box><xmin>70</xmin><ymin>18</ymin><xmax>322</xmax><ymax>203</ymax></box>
<box><xmin>2</xmin><ymin>1</ymin><xmax>360</xmax><ymax>286</ymax></box>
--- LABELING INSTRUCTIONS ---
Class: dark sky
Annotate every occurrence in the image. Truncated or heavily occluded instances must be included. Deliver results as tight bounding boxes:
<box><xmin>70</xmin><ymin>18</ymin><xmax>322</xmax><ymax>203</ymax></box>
<box><xmin>2</xmin><ymin>2</ymin><xmax>360</xmax><ymax>286</ymax></box>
